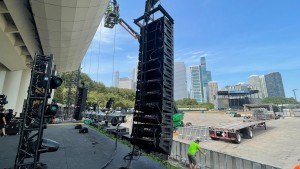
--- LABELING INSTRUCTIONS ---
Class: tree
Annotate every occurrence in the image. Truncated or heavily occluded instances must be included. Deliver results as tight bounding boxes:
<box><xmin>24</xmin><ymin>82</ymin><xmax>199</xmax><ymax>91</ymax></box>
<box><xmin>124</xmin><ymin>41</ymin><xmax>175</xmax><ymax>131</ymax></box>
<box><xmin>199</xmin><ymin>103</ymin><xmax>214</xmax><ymax>109</ymax></box>
<box><xmin>54</xmin><ymin>72</ymin><xmax>135</xmax><ymax>110</ymax></box>
<box><xmin>262</xmin><ymin>96</ymin><xmax>298</xmax><ymax>104</ymax></box>
<box><xmin>176</xmin><ymin>98</ymin><xmax>198</xmax><ymax>105</ymax></box>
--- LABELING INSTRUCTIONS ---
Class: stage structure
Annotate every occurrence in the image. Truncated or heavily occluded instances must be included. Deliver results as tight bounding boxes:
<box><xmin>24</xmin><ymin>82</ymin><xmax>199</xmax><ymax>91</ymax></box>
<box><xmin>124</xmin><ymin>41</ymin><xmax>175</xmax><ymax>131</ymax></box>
<box><xmin>14</xmin><ymin>54</ymin><xmax>62</xmax><ymax>169</ymax></box>
<box><xmin>217</xmin><ymin>90</ymin><xmax>259</xmax><ymax>109</ymax></box>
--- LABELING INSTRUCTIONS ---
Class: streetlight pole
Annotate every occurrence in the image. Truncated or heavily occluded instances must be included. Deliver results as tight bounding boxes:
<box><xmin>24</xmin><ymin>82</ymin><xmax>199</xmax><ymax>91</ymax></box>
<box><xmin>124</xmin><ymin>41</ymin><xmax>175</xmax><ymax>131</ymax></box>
<box><xmin>292</xmin><ymin>89</ymin><xmax>298</xmax><ymax>101</ymax></box>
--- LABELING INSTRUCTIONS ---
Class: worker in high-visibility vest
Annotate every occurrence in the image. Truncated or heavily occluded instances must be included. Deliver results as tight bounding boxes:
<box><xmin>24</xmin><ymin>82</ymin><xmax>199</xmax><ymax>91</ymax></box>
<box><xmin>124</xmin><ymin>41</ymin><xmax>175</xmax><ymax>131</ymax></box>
<box><xmin>187</xmin><ymin>139</ymin><xmax>206</xmax><ymax>169</ymax></box>
<box><xmin>295</xmin><ymin>164</ymin><xmax>300</xmax><ymax>169</ymax></box>
<box><xmin>107</xmin><ymin>5</ymin><xmax>113</xmax><ymax>12</ymax></box>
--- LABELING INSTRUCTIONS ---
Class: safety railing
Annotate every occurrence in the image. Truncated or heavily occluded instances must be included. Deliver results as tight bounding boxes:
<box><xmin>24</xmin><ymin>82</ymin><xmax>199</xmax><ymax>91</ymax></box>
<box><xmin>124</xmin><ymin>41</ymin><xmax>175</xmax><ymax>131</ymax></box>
<box><xmin>177</xmin><ymin>126</ymin><xmax>209</xmax><ymax>141</ymax></box>
<box><xmin>169</xmin><ymin>140</ymin><xmax>281</xmax><ymax>169</ymax></box>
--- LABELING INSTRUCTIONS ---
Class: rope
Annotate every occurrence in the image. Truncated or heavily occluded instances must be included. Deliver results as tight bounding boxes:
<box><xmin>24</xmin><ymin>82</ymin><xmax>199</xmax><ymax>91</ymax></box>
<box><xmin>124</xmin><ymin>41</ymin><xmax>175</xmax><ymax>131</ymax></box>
<box><xmin>112</xmin><ymin>25</ymin><xmax>117</xmax><ymax>86</ymax></box>
<box><xmin>89</xmin><ymin>42</ymin><xmax>92</xmax><ymax>75</ymax></box>
<box><xmin>97</xmin><ymin>22</ymin><xmax>102</xmax><ymax>82</ymax></box>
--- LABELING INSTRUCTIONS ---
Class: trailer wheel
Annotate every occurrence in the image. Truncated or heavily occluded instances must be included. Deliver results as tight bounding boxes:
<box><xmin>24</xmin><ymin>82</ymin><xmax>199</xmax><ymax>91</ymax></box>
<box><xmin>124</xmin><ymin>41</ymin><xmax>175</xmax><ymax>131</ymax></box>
<box><xmin>211</xmin><ymin>137</ymin><xmax>219</xmax><ymax>140</ymax></box>
<box><xmin>233</xmin><ymin>133</ymin><xmax>242</xmax><ymax>144</ymax></box>
<box><xmin>243</xmin><ymin>128</ymin><xmax>253</xmax><ymax>139</ymax></box>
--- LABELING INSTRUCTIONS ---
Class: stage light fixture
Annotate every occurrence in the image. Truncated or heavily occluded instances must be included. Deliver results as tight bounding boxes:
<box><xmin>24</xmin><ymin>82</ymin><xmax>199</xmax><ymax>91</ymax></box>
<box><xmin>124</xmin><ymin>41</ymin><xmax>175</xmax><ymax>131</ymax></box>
<box><xmin>50</xmin><ymin>76</ymin><xmax>63</xmax><ymax>89</ymax></box>
<box><xmin>31</xmin><ymin>138</ymin><xmax>60</xmax><ymax>154</ymax></box>
<box><xmin>45</xmin><ymin>104</ymin><xmax>59</xmax><ymax>116</ymax></box>
<box><xmin>0</xmin><ymin>94</ymin><xmax>8</xmax><ymax>105</ymax></box>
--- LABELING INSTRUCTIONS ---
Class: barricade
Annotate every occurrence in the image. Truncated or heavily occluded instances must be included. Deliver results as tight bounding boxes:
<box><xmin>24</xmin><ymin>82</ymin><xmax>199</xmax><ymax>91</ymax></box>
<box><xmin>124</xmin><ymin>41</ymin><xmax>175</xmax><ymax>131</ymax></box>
<box><xmin>169</xmin><ymin>140</ymin><xmax>280</xmax><ymax>169</ymax></box>
<box><xmin>177</xmin><ymin>126</ymin><xmax>209</xmax><ymax>141</ymax></box>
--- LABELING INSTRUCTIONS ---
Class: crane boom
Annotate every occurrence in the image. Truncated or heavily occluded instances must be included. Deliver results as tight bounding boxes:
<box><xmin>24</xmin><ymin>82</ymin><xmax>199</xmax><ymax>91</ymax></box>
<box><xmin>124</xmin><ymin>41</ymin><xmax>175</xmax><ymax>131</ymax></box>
<box><xmin>103</xmin><ymin>0</ymin><xmax>160</xmax><ymax>40</ymax></box>
<box><xmin>118</xmin><ymin>18</ymin><xmax>140</xmax><ymax>40</ymax></box>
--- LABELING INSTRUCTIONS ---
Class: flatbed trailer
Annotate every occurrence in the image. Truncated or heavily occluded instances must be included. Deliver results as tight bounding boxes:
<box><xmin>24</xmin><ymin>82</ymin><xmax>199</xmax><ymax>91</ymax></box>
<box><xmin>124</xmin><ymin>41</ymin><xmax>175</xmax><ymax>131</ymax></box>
<box><xmin>209</xmin><ymin>120</ymin><xmax>266</xmax><ymax>144</ymax></box>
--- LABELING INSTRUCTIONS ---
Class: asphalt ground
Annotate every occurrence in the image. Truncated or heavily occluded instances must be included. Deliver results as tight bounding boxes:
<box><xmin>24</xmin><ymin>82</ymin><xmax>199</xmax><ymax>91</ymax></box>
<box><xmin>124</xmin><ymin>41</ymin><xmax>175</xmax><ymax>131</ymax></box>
<box><xmin>175</xmin><ymin>112</ymin><xmax>300</xmax><ymax>169</ymax></box>
<box><xmin>0</xmin><ymin>124</ymin><xmax>166</xmax><ymax>169</ymax></box>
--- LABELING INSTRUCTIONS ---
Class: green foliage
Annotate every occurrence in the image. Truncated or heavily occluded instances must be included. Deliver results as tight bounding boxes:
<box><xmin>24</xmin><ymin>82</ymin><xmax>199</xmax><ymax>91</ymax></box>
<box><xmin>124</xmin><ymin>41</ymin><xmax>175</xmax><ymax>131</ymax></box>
<box><xmin>176</xmin><ymin>98</ymin><xmax>214</xmax><ymax>109</ymax></box>
<box><xmin>200</xmin><ymin>103</ymin><xmax>215</xmax><ymax>109</ymax></box>
<box><xmin>54</xmin><ymin>72</ymin><xmax>135</xmax><ymax>109</ymax></box>
<box><xmin>262</xmin><ymin>96</ymin><xmax>298</xmax><ymax>104</ymax></box>
<box><xmin>176</xmin><ymin>98</ymin><xmax>198</xmax><ymax>105</ymax></box>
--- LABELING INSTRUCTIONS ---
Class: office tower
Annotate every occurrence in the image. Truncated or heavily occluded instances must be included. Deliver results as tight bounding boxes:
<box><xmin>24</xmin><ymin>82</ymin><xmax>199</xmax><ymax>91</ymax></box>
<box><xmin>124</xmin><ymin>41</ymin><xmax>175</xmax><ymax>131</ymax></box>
<box><xmin>174</xmin><ymin>62</ymin><xmax>188</xmax><ymax>100</ymax></box>
<box><xmin>259</xmin><ymin>75</ymin><xmax>268</xmax><ymax>98</ymax></box>
<box><xmin>208</xmin><ymin>81</ymin><xmax>218</xmax><ymax>108</ymax></box>
<box><xmin>114</xmin><ymin>71</ymin><xmax>119</xmax><ymax>87</ymax></box>
<box><xmin>200</xmin><ymin>57</ymin><xmax>211</xmax><ymax>102</ymax></box>
<box><xmin>264</xmin><ymin>72</ymin><xmax>285</xmax><ymax>97</ymax></box>
<box><xmin>190</xmin><ymin>65</ymin><xmax>202</xmax><ymax>103</ymax></box>
<box><xmin>118</xmin><ymin>77</ymin><xmax>134</xmax><ymax>90</ymax></box>
<box><xmin>190</xmin><ymin>57</ymin><xmax>212</xmax><ymax>103</ymax></box>
<box><xmin>248</xmin><ymin>75</ymin><xmax>263</xmax><ymax>98</ymax></box>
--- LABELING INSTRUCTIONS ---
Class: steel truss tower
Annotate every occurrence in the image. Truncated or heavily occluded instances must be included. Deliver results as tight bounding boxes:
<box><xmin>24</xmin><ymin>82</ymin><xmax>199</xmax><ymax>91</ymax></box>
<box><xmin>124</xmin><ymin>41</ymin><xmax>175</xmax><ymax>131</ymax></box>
<box><xmin>14</xmin><ymin>54</ymin><xmax>58</xmax><ymax>169</ymax></box>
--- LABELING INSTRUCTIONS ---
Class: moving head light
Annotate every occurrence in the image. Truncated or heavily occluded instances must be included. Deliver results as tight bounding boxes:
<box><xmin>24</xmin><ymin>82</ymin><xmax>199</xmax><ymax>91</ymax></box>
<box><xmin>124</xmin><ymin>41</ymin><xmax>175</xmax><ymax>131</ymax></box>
<box><xmin>0</xmin><ymin>94</ymin><xmax>8</xmax><ymax>105</ymax></box>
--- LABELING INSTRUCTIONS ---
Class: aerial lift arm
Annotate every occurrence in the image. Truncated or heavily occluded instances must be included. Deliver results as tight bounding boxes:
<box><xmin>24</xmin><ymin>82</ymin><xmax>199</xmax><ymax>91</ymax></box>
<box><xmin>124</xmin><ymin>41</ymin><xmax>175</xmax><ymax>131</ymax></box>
<box><xmin>104</xmin><ymin>0</ymin><xmax>160</xmax><ymax>40</ymax></box>
<box><xmin>118</xmin><ymin>18</ymin><xmax>140</xmax><ymax>40</ymax></box>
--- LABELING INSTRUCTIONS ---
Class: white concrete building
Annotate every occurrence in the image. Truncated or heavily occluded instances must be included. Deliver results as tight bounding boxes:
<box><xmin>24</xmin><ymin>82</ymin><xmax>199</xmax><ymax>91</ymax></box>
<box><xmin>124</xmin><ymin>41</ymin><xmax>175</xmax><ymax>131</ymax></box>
<box><xmin>259</xmin><ymin>75</ymin><xmax>268</xmax><ymax>98</ymax></box>
<box><xmin>0</xmin><ymin>0</ymin><xmax>110</xmax><ymax>115</ymax></box>
<box><xmin>248</xmin><ymin>75</ymin><xmax>263</xmax><ymax>98</ymax></box>
<box><xmin>208</xmin><ymin>81</ymin><xmax>218</xmax><ymax>108</ymax></box>
<box><xmin>118</xmin><ymin>77</ymin><xmax>134</xmax><ymax>90</ymax></box>
<box><xmin>174</xmin><ymin>62</ymin><xmax>188</xmax><ymax>100</ymax></box>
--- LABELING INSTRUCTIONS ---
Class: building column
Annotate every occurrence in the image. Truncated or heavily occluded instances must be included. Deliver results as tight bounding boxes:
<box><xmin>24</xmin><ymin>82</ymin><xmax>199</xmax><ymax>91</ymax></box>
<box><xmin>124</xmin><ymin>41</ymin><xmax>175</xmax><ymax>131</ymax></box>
<box><xmin>2</xmin><ymin>70</ymin><xmax>23</xmax><ymax>110</ymax></box>
<box><xmin>0</xmin><ymin>71</ymin><xmax>6</xmax><ymax>93</ymax></box>
<box><xmin>15</xmin><ymin>69</ymin><xmax>31</xmax><ymax>116</ymax></box>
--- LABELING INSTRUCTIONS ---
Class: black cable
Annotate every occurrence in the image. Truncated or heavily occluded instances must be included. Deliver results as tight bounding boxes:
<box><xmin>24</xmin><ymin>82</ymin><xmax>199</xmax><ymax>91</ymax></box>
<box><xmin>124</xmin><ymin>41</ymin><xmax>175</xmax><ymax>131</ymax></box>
<box><xmin>100</xmin><ymin>124</ymin><xmax>120</xmax><ymax>169</ymax></box>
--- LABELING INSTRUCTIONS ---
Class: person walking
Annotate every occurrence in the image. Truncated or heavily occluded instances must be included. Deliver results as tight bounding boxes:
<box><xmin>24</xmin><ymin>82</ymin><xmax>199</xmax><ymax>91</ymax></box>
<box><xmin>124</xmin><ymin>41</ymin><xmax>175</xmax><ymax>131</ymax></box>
<box><xmin>187</xmin><ymin>139</ymin><xmax>206</xmax><ymax>169</ymax></box>
<box><xmin>0</xmin><ymin>108</ymin><xmax>7</xmax><ymax>136</ymax></box>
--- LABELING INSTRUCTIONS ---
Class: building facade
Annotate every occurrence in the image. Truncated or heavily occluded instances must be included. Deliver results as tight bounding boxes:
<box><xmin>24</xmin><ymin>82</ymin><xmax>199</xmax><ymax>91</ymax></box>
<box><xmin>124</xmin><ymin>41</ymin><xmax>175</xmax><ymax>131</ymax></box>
<box><xmin>248</xmin><ymin>75</ymin><xmax>263</xmax><ymax>98</ymax></box>
<box><xmin>208</xmin><ymin>81</ymin><xmax>218</xmax><ymax>108</ymax></box>
<box><xmin>200</xmin><ymin>57</ymin><xmax>212</xmax><ymax>102</ymax></box>
<box><xmin>259</xmin><ymin>75</ymin><xmax>268</xmax><ymax>98</ymax></box>
<box><xmin>264</xmin><ymin>72</ymin><xmax>285</xmax><ymax>97</ymax></box>
<box><xmin>174</xmin><ymin>62</ymin><xmax>188</xmax><ymax>100</ymax></box>
<box><xmin>190</xmin><ymin>57</ymin><xmax>212</xmax><ymax>103</ymax></box>
<box><xmin>190</xmin><ymin>65</ymin><xmax>202</xmax><ymax>103</ymax></box>
<box><xmin>118</xmin><ymin>77</ymin><xmax>134</xmax><ymax>90</ymax></box>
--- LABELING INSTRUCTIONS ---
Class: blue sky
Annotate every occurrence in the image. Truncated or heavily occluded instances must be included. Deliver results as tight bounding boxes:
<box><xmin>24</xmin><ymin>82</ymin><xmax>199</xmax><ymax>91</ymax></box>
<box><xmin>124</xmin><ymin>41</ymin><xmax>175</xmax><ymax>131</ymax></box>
<box><xmin>81</xmin><ymin>0</ymin><xmax>300</xmax><ymax>99</ymax></box>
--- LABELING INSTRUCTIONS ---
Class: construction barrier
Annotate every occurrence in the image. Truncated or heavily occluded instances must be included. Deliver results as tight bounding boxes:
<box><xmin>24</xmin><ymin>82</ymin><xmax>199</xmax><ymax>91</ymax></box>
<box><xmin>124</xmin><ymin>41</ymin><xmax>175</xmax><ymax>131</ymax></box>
<box><xmin>177</xmin><ymin>126</ymin><xmax>209</xmax><ymax>141</ymax></box>
<box><xmin>170</xmin><ymin>140</ymin><xmax>280</xmax><ymax>169</ymax></box>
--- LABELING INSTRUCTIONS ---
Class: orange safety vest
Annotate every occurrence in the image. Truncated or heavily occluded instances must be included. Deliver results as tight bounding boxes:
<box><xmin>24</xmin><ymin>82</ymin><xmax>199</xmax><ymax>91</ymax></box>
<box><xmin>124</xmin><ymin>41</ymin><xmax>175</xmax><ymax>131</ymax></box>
<box><xmin>294</xmin><ymin>165</ymin><xmax>300</xmax><ymax>169</ymax></box>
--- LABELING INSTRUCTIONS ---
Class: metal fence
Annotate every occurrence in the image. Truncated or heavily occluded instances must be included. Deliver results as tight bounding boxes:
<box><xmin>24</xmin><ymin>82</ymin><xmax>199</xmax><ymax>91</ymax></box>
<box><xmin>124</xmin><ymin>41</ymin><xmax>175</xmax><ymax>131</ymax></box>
<box><xmin>177</xmin><ymin>126</ymin><xmax>210</xmax><ymax>141</ymax></box>
<box><xmin>170</xmin><ymin>140</ymin><xmax>281</xmax><ymax>169</ymax></box>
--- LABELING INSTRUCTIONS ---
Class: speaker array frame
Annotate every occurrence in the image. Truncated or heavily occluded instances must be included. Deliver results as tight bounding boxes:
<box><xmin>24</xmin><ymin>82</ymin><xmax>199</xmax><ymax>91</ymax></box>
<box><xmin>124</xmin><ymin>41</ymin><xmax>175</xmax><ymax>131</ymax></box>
<box><xmin>133</xmin><ymin>15</ymin><xmax>174</xmax><ymax>155</ymax></box>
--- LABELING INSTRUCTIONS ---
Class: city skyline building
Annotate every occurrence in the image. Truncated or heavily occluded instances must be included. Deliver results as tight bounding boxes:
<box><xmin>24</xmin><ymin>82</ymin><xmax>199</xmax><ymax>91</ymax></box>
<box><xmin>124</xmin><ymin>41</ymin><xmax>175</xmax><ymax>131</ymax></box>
<box><xmin>189</xmin><ymin>57</ymin><xmax>212</xmax><ymax>103</ymax></box>
<box><xmin>118</xmin><ymin>77</ymin><xmax>134</xmax><ymax>90</ymax></box>
<box><xmin>208</xmin><ymin>81</ymin><xmax>218</xmax><ymax>109</ymax></box>
<box><xmin>190</xmin><ymin>65</ymin><xmax>202</xmax><ymax>103</ymax></box>
<box><xmin>248</xmin><ymin>75</ymin><xmax>263</xmax><ymax>98</ymax></box>
<box><xmin>264</xmin><ymin>72</ymin><xmax>285</xmax><ymax>97</ymax></box>
<box><xmin>174</xmin><ymin>62</ymin><xmax>188</xmax><ymax>100</ymax></box>
<box><xmin>200</xmin><ymin>57</ymin><xmax>212</xmax><ymax>102</ymax></box>
<box><xmin>259</xmin><ymin>75</ymin><xmax>268</xmax><ymax>98</ymax></box>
